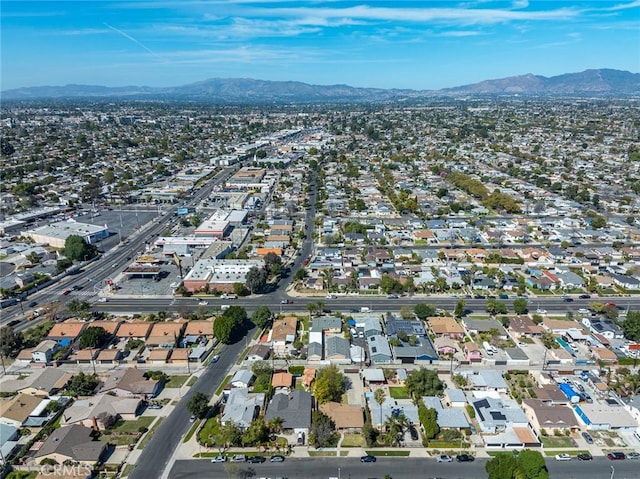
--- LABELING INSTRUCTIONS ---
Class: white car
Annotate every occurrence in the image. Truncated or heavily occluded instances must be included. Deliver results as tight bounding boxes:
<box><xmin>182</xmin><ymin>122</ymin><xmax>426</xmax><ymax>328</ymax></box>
<box><xmin>98</xmin><ymin>297</ymin><xmax>108</xmax><ymax>303</ymax></box>
<box><xmin>536</xmin><ymin>309</ymin><xmax>547</xmax><ymax>315</ymax></box>
<box><xmin>555</xmin><ymin>454</ymin><xmax>572</xmax><ymax>461</ymax></box>
<box><xmin>436</xmin><ymin>455</ymin><xmax>453</xmax><ymax>463</ymax></box>
<box><xmin>198</xmin><ymin>300</ymin><xmax>209</xmax><ymax>306</ymax></box>
<box><xmin>211</xmin><ymin>455</ymin><xmax>227</xmax><ymax>463</ymax></box>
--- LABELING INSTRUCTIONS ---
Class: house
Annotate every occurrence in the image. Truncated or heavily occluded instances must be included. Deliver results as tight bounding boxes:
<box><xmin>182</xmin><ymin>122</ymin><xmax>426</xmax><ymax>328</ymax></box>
<box><xmin>461</xmin><ymin>371</ymin><xmax>508</xmax><ymax>392</ymax></box>
<box><xmin>433</xmin><ymin>337</ymin><xmax>458</xmax><ymax>356</ymax></box>
<box><xmin>246</xmin><ymin>344</ymin><xmax>271</xmax><ymax>362</ymax></box>
<box><xmin>230</xmin><ymin>369</ymin><xmax>254</xmax><ymax>389</ymax></box>
<box><xmin>367</xmin><ymin>335</ymin><xmax>393</xmax><ymax>364</ymax></box>
<box><xmin>325</xmin><ymin>335</ymin><xmax>350</xmax><ymax>361</ymax></box>
<box><xmin>509</xmin><ymin>316</ymin><xmax>543</xmax><ymax>338</ymax></box>
<box><xmin>31</xmin><ymin>340</ymin><xmax>59</xmax><ymax>364</ymax></box>
<box><xmin>541</xmin><ymin>318</ymin><xmax>582</xmax><ymax>335</ymax></box>
<box><xmin>272</xmin><ymin>372</ymin><xmax>293</xmax><ymax>390</ymax></box>
<box><xmin>184</xmin><ymin>320</ymin><xmax>215</xmax><ymax>339</ymax></box>
<box><xmin>0</xmin><ymin>369</ymin><xmax>71</xmax><ymax>397</ymax></box>
<box><xmin>88</xmin><ymin>320</ymin><xmax>122</xmax><ymax>338</ymax></box>
<box><xmin>47</xmin><ymin>320</ymin><xmax>86</xmax><ymax>344</ymax></box>
<box><xmin>115</xmin><ymin>321</ymin><xmax>152</xmax><ymax>341</ymax></box>
<box><xmin>0</xmin><ymin>422</ymin><xmax>19</xmax><ymax>464</ymax></box>
<box><xmin>147</xmin><ymin>348</ymin><xmax>171</xmax><ymax>364</ymax></box>
<box><xmin>307</xmin><ymin>342</ymin><xmax>323</xmax><ymax>361</ymax></box>
<box><xmin>472</xmin><ymin>397</ymin><xmax>530</xmax><ymax>434</ymax></box>
<box><xmin>146</xmin><ymin>321</ymin><xmax>186</xmax><ymax>347</ymax></box>
<box><xmin>363</xmin><ymin>369</ymin><xmax>386</xmax><ymax>385</ymax></box>
<box><xmin>269</xmin><ymin>317</ymin><xmax>298</xmax><ymax>357</ymax></box>
<box><xmin>32</xmin><ymin>425</ymin><xmax>107</xmax><ymax>466</ymax></box>
<box><xmin>264</xmin><ymin>390</ymin><xmax>312</xmax><ymax>440</ymax></box>
<box><xmin>368</xmin><ymin>396</ymin><xmax>419</xmax><ymax>428</ymax></box>
<box><xmin>356</xmin><ymin>316</ymin><xmax>382</xmax><ymax>338</ymax></box>
<box><xmin>444</xmin><ymin>389</ymin><xmax>468</xmax><ymax>408</ymax></box>
<box><xmin>96</xmin><ymin>349</ymin><xmax>123</xmax><ymax>365</ymax></box>
<box><xmin>221</xmin><ymin>388</ymin><xmax>265</xmax><ymax>429</ymax></box>
<box><xmin>99</xmin><ymin>368</ymin><xmax>162</xmax><ymax>399</ymax></box>
<box><xmin>392</xmin><ymin>339</ymin><xmax>439</xmax><ymax>363</ymax></box>
<box><xmin>385</xmin><ymin>316</ymin><xmax>426</xmax><ymax>337</ymax></box>
<box><xmin>319</xmin><ymin>402</ymin><xmax>364</xmax><ymax>431</ymax></box>
<box><xmin>422</xmin><ymin>396</ymin><xmax>470</xmax><ymax>429</ymax></box>
<box><xmin>463</xmin><ymin>342</ymin><xmax>482</xmax><ymax>362</ymax></box>
<box><xmin>463</xmin><ymin>318</ymin><xmax>507</xmax><ymax>338</ymax></box>
<box><xmin>428</xmin><ymin>317</ymin><xmax>464</xmax><ymax>339</ymax></box>
<box><xmin>574</xmin><ymin>402</ymin><xmax>638</xmax><ymax>430</ymax></box>
<box><xmin>522</xmin><ymin>400</ymin><xmax>580</xmax><ymax>433</ymax></box>
<box><xmin>300</xmin><ymin>368</ymin><xmax>316</xmax><ymax>390</ymax></box>
<box><xmin>61</xmin><ymin>394</ymin><xmax>142</xmax><ymax>429</ymax></box>
<box><xmin>311</xmin><ymin>317</ymin><xmax>343</xmax><ymax>334</ymax></box>
<box><xmin>0</xmin><ymin>393</ymin><xmax>46</xmax><ymax>428</ymax></box>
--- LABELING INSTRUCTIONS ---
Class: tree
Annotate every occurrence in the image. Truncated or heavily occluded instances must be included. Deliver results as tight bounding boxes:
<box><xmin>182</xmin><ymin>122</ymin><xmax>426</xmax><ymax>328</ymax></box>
<box><xmin>242</xmin><ymin>416</ymin><xmax>270</xmax><ymax>446</ymax></box>
<box><xmin>263</xmin><ymin>252</ymin><xmax>283</xmax><ymax>278</ymax></box>
<box><xmin>187</xmin><ymin>391</ymin><xmax>210</xmax><ymax>419</ymax></box>
<box><xmin>454</xmin><ymin>299</ymin><xmax>465</xmax><ymax>318</ymax></box>
<box><xmin>374</xmin><ymin>388</ymin><xmax>386</xmax><ymax>428</ymax></box>
<box><xmin>414</xmin><ymin>303</ymin><xmax>436</xmax><ymax>320</ymax></box>
<box><xmin>252</xmin><ymin>306</ymin><xmax>272</xmax><ymax>329</ymax></box>
<box><xmin>310</xmin><ymin>410</ymin><xmax>339</xmax><ymax>448</ymax></box>
<box><xmin>517</xmin><ymin>449</ymin><xmax>548</xmax><ymax>479</ymax></box>
<box><xmin>513</xmin><ymin>298</ymin><xmax>528</xmax><ymax>314</ymax></box>
<box><xmin>419</xmin><ymin>405</ymin><xmax>440</xmax><ymax>440</ymax></box>
<box><xmin>486</xmin><ymin>298</ymin><xmax>508</xmax><ymax>315</ymax></box>
<box><xmin>78</xmin><ymin>326</ymin><xmax>108</xmax><ymax>349</ymax></box>
<box><xmin>294</xmin><ymin>268</ymin><xmax>307</xmax><ymax>281</ymax></box>
<box><xmin>541</xmin><ymin>332</ymin><xmax>559</xmax><ymax>350</ymax></box>
<box><xmin>405</xmin><ymin>368</ymin><xmax>443</xmax><ymax>399</ymax></box>
<box><xmin>63</xmin><ymin>235</ymin><xmax>97</xmax><ymax>262</ymax></box>
<box><xmin>312</xmin><ymin>364</ymin><xmax>345</xmax><ymax>404</ymax></box>
<box><xmin>486</xmin><ymin>453</ymin><xmax>518</xmax><ymax>479</ymax></box>
<box><xmin>622</xmin><ymin>311</ymin><xmax>640</xmax><ymax>341</ymax></box>
<box><xmin>0</xmin><ymin>326</ymin><xmax>24</xmax><ymax>358</ymax></box>
<box><xmin>215</xmin><ymin>421</ymin><xmax>242</xmax><ymax>451</ymax></box>
<box><xmin>245</xmin><ymin>266</ymin><xmax>267</xmax><ymax>294</ymax></box>
<box><xmin>189</xmin><ymin>214</ymin><xmax>203</xmax><ymax>228</ymax></box>
<box><xmin>66</xmin><ymin>299</ymin><xmax>92</xmax><ymax>315</ymax></box>
<box><xmin>213</xmin><ymin>315</ymin><xmax>239</xmax><ymax>344</ymax></box>
<box><xmin>68</xmin><ymin>373</ymin><xmax>100</xmax><ymax>396</ymax></box>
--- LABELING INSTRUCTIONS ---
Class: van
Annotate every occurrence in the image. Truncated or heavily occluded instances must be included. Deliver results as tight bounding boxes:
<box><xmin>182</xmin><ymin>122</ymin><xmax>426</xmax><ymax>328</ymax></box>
<box><xmin>231</xmin><ymin>454</ymin><xmax>246</xmax><ymax>463</ymax></box>
<box><xmin>360</xmin><ymin>307</ymin><xmax>371</xmax><ymax>313</ymax></box>
<box><xmin>221</xmin><ymin>304</ymin><xmax>230</xmax><ymax>311</ymax></box>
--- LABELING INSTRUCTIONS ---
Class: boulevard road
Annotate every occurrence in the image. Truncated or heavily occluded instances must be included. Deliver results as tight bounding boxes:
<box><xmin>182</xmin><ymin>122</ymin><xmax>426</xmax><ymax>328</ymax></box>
<box><xmin>170</xmin><ymin>456</ymin><xmax>638</xmax><ymax>479</ymax></box>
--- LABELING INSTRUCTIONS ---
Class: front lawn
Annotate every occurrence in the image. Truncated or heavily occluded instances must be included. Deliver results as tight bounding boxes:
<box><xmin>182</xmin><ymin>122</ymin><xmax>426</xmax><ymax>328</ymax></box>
<box><xmin>198</xmin><ymin>417</ymin><xmax>221</xmax><ymax>446</ymax></box>
<box><xmin>540</xmin><ymin>436</ymin><xmax>573</xmax><ymax>448</ymax></box>
<box><xmin>365</xmin><ymin>450</ymin><xmax>411</xmax><ymax>457</ymax></box>
<box><xmin>165</xmin><ymin>375</ymin><xmax>189</xmax><ymax>388</ymax></box>
<box><xmin>341</xmin><ymin>433</ymin><xmax>366</xmax><ymax>447</ymax></box>
<box><xmin>111</xmin><ymin>416</ymin><xmax>154</xmax><ymax>433</ymax></box>
<box><xmin>388</xmin><ymin>387</ymin><xmax>410</xmax><ymax>399</ymax></box>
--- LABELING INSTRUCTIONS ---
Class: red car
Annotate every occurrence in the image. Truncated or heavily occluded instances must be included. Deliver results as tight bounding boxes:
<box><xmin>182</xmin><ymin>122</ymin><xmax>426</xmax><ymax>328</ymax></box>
<box><xmin>607</xmin><ymin>452</ymin><xmax>625</xmax><ymax>460</ymax></box>
<box><xmin>62</xmin><ymin>290</ymin><xmax>72</xmax><ymax>296</ymax></box>
<box><xmin>605</xmin><ymin>302</ymin><xmax>617</xmax><ymax>307</ymax></box>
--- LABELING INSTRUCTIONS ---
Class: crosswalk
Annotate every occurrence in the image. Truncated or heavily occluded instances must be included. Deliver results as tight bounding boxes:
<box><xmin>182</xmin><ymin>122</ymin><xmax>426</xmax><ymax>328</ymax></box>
<box><xmin>56</xmin><ymin>289</ymin><xmax>98</xmax><ymax>299</ymax></box>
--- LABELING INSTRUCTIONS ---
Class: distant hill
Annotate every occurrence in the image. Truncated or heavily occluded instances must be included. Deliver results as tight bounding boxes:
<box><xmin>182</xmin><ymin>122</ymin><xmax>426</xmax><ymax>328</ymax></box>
<box><xmin>2</xmin><ymin>69</ymin><xmax>638</xmax><ymax>102</ymax></box>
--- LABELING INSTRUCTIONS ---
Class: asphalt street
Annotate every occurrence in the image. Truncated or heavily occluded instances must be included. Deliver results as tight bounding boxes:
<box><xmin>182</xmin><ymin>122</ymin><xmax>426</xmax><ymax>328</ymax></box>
<box><xmin>169</xmin><ymin>456</ymin><xmax>639</xmax><ymax>479</ymax></box>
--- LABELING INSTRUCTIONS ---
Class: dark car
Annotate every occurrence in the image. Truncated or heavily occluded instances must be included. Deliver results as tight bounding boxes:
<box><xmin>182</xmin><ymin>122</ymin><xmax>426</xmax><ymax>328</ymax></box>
<box><xmin>28</xmin><ymin>301</ymin><xmax>37</xmax><ymax>307</ymax></box>
<box><xmin>360</xmin><ymin>455</ymin><xmax>377</xmax><ymax>463</ymax></box>
<box><xmin>409</xmin><ymin>426</ymin><xmax>419</xmax><ymax>441</ymax></box>
<box><xmin>456</xmin><ymin>454</ymin><xmax>475</xmax><ymax>462</ymax></box>
<box><xmin>582</xmin><ymin>432</ymin><xmax>593</xmax><ymax>444</ymax></box>
<box><xmin>607</xmin><ymin>452</ymin><xmax>626</xmax><ymax>460</ymax></box>
<box><xmin>563</xmin><ymin>297</ymin><xmax>574</xmax><ymax>302</ymax></box>
<box><xmin>270</xmin><ymin>455</ymin><xmax>285</xmax><ymax>463</ymax></box>
<box><xmin>248</xmin><ymin>456</ymin><xmax>266</xmax><ymax>463</ymax></box>
<box><xmin>577</xmin><ymin>453</ymin><xmax>593</xmax><ymax>461</ymax></box>
<box><xmin>579</xmin><ymin>294</ymin><xmax>591</xmax><ymax>299</ymax></box>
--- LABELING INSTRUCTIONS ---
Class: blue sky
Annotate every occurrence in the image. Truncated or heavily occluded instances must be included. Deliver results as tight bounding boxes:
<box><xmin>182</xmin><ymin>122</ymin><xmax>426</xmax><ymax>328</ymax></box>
<box><xmin>2</xmin><ymin>1</ymin><xmax>639</xmax><ymax>90</ymax></box>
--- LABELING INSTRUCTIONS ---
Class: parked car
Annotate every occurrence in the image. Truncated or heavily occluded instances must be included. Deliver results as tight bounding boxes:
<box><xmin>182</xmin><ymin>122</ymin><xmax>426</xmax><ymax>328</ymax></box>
<box><xmin>579</xmin><ymin>294</ymin><xmax>591</xmax><ymax>299</ymax></box>
<box><xmin>148</xmin><ymin>403</ymin><xmax>163</xmax><ymax>410</ymax></box>
<box><xmin>627</xmin><ymin>452</ymin><xmax>640</xmax><ymax>460</ymax></box>
<box><xmin>456</xmin><ymin>454</ymin><xmax>475</xmax><ymax>462</ymax></box>
<box><xmin>248</xmin><ymin>455</ymin><xmax>266</xmax><ymax>463</ymax></box>
<box><xmin>211</xmin><ymin>456</ymin><xmax>227</xmax><ymax>463</ymax></box>
<box><xmin>577</xmin><ymin>453</ymin><xmax>593</xmax><ymax>461</ymax></box>
<box><xmin>582</xmin><ymin>432</ymin><xmax>593</xmax><ymax>444</ymax></box>
<box><xmin>280</xmin><ymin>299</ymin><xmax>293</xmax><ymax>304</ymax></box>
<box><xmin>189</xmin><ymin>415</ymin><xmax>196</xmax><ymax>423</ymax></box>
<box><xmin>210</xmin><ymin>355</ymin><xmax>220</xmax><ymax>364</ymax></box>
<box><xmin>409</xmin><ymin>426</ymin><xmax>419</xmax><ymax>441</ymax></box>
<box><xmin>555</xmin><ymin>454</ymin><xmax>572</xmax><ymax>461</ymax></box>
<box><xmin>607</xmin><ymin>452</ymin><xmax>626</xmax><ymax>460</ymax></box>
<box><xmin>436</xmin><ymin>455</ymin><xmax>453</xmax><ymax>463</ymax></box>
<box><xmin>231</xmin><ymin>455</ymin><xmax>246</xmax><ymax>463</ymax></box>
<box><xmin>360</xmin><ymin>455</ymin><xmax>376</xmax><ymax>463</ymax></box>
<box><xmin>270</xmin><ymin>455</ymin><xmax>285</xmax><ymax>462</ymax></box>
<box><xmin>198</xmin><ymin>300</ymin><xmax>209</xmax><ymax>305</ymax></box>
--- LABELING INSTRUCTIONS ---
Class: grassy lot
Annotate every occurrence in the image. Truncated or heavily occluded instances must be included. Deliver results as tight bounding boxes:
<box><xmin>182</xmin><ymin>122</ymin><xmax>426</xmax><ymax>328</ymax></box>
<box><xmin>137</xmin><ymin>418</ymin><xmax>164</xmax><ymax>450</ymax></box>
<box><xmin>366</xmin><ymin>450</ymin><xmax>411</xmax><ymax>457</ymax></box>
<box><xmin>341</xmin><ymin>433</ymin><xmax>366</xmax><ymax>447</ymax></box>
<box><xmin>121</xmin><ymin>464</ymin><xmax>134</xmax><ymax>478</ymax></box>
<box><xmin>183</xmin><ymin>419</ymin><xmax>201</xmax><ymax>443</ymax></box>
<box><xmin>540</xmin><ymin>436</ymin><xmax>573</xmax><ymax>448</ymax></box>
<box><xmin>543</xmin><ymin>449</ymin><xmax>590</xmax><ymax>457</ymax></box>
<box><xmin>198</xmin><ymin>417</ymin><xmax>221</xmax><ymax>446</ymax></box>
<box><xmin>215</xmin><ymin>375</ymin><xmax>232</xmax><ymax>396</ymax></box>
<box><xmin>186</xmin><ymin>376</ymin><xmax>198</xmax><ymax>387</ymax></box>
<box><xmin>165</xmin><ymin>375</ymin><xmax>189</xmax><ymax>388</ymax></box>
<box><xmin>388</xmin><ymin>386</ymin><xmax>410</xmax><ymax>399</ymax></box>
<box><xmin>112</xmin><ymin>416</ymin><xmax>154</xmax><ymax>433</ymax></box>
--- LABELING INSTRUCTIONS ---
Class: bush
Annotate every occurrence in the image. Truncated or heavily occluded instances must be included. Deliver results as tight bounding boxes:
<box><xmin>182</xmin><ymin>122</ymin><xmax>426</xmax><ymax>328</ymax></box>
<box><xmin>465</xmin><ymin>404</ymin><xmax>476</xmax><ymax>419</ymax></box>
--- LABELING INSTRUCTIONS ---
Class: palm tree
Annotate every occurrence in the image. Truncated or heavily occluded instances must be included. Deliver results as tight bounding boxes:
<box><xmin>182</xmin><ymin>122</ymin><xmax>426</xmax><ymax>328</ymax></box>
<box><xmin>374</xmin><ymin>388</ymin><xmax>386</xmax><ymax>429</ymax></box>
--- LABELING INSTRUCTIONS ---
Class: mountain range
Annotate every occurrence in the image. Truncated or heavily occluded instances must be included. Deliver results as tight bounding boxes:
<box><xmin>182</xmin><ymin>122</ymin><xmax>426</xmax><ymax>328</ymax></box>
<box><xmin>2</xmin><ymin>69</ymin><xmax>638</xmax><ymax>102</ymax></box>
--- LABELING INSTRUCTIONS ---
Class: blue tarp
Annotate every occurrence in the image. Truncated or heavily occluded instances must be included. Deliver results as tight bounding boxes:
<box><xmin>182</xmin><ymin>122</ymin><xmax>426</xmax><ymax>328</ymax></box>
<box><xmin>348</xmin><ymin>319</ymin><xmax>356</xmax><ymax>326</ymax></box>
<box><xmin>559</xmin><ymin>383</ymin><xmax>579</xmax><ymax>401</ymax></box>
<box><xmin>574</xmin><ymin>405</ymin><xmax>591</xmax><ymax>425</ymax></box>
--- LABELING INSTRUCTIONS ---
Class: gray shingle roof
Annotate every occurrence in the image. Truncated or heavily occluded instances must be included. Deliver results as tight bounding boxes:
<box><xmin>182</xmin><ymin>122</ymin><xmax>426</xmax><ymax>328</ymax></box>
<box><xmin>264</xmin><ymin>390</ymin><xmax>312</xmax><ymax>429</ymax></box>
